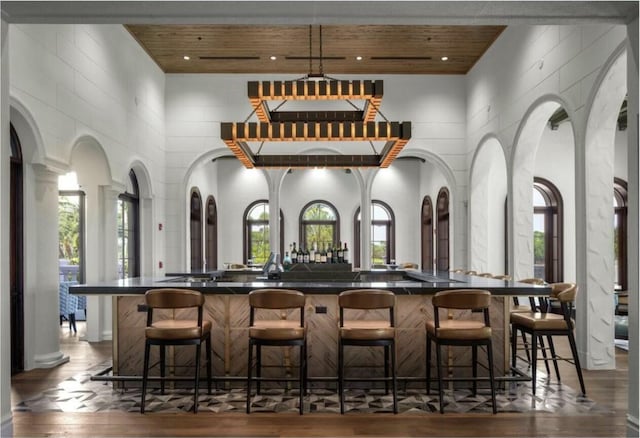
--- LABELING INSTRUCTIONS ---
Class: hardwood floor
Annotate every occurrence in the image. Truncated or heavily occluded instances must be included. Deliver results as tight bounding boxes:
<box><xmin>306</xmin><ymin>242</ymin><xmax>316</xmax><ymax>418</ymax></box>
<box><xmin>11</xmin><ymin>323</ymin><xmax>629</xmax><ymax>437</ymax></box>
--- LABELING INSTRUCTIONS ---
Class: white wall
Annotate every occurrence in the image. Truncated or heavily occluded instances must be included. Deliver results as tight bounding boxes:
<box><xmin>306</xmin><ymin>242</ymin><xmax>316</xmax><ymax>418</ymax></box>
<box><xmin>165</xmin><ymin>74</ymin><xmax>466</xmax><ymax>271</ymax></box>
<box><xmin>8</xmin><ymin>23</ymin><xmax>166</xmax><ymax>349</ymax></box>
<box><xmin>535</xmin><ymin>122</ymin><xmax>577</xmax><ymax>282</ymax></box>
<box><xmin>614</xmin><ymin>127</ymin><xmax>628</xmax><ymax>180</ymax></box>
<box><xmin>467</xmin><ymin>22</ymin><xmax>628</xmax><ymax>371</ymax></box>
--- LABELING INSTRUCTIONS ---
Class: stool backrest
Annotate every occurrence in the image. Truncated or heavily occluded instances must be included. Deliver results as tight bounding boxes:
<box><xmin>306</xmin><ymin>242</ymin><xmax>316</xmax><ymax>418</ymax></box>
<box><xmin>550</xmin><ymin>283</ymin><xmax>577</xmax><ymax>302</ymax></box>
<box><xmin>338</xmin><ymin>289</ymin><xmax>395</xmax><ymax>328</ymax></box>
<box><xmin>518</xmin><ymin>278</ymin><xmax>546</xmax><ymax>285</ymax></box>
<box><xmin>477</xmin><ymin>272</ymin><xmax>494</xmax><ymax>278</ymax></box>
<box><xmin>144</xmin><ymin>288</ymin><xmax>204</xmax><ymax>327</ymax></box>
<box><xmin>465</xmin><ymin>270</ymin><xmax>477</xmax><ymax>275</ymax></box>
<box><xmin>248</xmin><ymin>289</ymin><xmax>305</xmax><ymax>327</ymax></box>
<box><xmin>492</xmin><ymin>274</ymin><xmax>512</xmax><ymax>281</ymax></box>
<box><xmin>145</xmin><ymin>288</ymin><xmax>204</xmax><ymax>309</ymax></box>
<box><xmin>249</xmin><ymin>289</ymin><xmax>305</xmax><ymax>309</ymax></box>
<box><xmin>432</xmin><ymin>289</ymin><xmax>492</xmax><ymax>328</ymax></box>
<box><xmin>339</xmin><ymin>289</ymin><xmax>395</xmax><ymax>310</ymax></box>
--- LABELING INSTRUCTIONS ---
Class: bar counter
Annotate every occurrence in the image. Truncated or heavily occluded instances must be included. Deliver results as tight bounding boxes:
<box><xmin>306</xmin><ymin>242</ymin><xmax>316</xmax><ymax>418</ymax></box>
<box><xmin>71</xmin><ymin>270</ymin><xmax>548</xmax><ymax>386</ymax></box>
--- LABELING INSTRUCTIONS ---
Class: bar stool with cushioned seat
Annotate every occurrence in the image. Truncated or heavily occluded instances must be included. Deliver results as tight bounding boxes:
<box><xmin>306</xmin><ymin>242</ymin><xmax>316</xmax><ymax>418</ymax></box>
<box><xmin>246</xmin><ymin>289</ymin><xmax>306</xmax><ymax>415</ymax></box>
<box><xmin>140</xmin><ymin>288</ymin><xmax>213</xmax><ymax>414</ymax></box>
<box><xmin>510</xmin><ymin>278</ymin><xmax>552</xmax><ymax>371</ymax></box>
<box><xmin>510</xmin><ymin>282</ymin><xmax>585</xmax><ymax>396</ymax></box>
<box><xmin>338</xmin><ymin>289</ymin><xmax>397</xmax><ymax>414</ymax></box>
<box><xmin>426</xmin><ymin>289</ymin><xmax>497</xmax><ymax>414</ymax></box>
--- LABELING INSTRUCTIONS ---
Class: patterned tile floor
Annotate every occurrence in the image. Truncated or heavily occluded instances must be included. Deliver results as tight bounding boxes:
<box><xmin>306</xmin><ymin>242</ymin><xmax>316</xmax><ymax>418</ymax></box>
<box><xmin>13</xmin><ymin>362</ymin><xmax>611</xmax><ymax>415</ymax></box>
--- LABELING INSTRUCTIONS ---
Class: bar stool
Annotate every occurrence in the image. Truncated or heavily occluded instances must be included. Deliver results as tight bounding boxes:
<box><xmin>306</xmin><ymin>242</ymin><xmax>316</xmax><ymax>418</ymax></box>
<box><xmin>338</xmin><ymin>289</ymin><xmax>397</xmax><ymax>414</ymax></box>
<box><xmin>246</xmin><ymin>289</ymin><xmax>306</xmax><ymax>415</ymax></box>
<box><xmin>511</xmin><ymin>278</ymin><xmax>556</xmax><ymax>378</ymax></box>
<box><xmin>510</xmin><ymin>282</ymin><xmax>586</xmax><ymax>396</ymax></box>
<box><xmin>140</xmin><ymin>288</ymin><xmax>213</xmax><ymax>414</ymax></box>
<box><xmin>426</xmin><ymin>289</ymin><xmax>497</xmax><ymax>414</ymax></box>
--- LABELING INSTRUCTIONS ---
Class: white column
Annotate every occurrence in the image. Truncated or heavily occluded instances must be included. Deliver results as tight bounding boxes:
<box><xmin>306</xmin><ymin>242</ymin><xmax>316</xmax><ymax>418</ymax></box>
<box><xmin>359</xmin><ymin>169</ymin><xmax>378</xmax><ymax>270</ymax></box>
<box><xmin>626</xmin><ymin>17</ymin><xmax>639</xmax><ymax>435</ymax></box>
<box><xmin>263</xmin><ymin>169</ymin><xmax>286</xmax><ymax>267</ymax></box>
<box><xmin>0</xmin><ymin>16</ymin><xmax>13</xmax><ymax>438</ymax></box>
<box><xmin>84</xmin><ymin>185</ymin><xmax>120</xmax><ymax>342</ymax></box>
<box><xmin>29</xmin><ymin>165</ymin><xmax>69</xmax><ymax>368</ymax></box>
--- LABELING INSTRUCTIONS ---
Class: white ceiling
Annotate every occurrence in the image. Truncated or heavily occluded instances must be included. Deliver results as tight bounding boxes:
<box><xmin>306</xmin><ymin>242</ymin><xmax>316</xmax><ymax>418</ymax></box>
<box><xmin>2</xmin><ymin>1</ymin><xmax>638</xmax><ymax>25</ymax></box>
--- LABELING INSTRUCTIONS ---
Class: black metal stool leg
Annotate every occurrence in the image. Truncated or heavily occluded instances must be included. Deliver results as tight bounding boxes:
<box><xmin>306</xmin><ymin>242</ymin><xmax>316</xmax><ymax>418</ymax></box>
<box><xmin>256</xmin><ymin>344</ymin><xmax>262</xmax><ymax>395</ymax></box>
<box><xmin>299</xmin><ymin>343</ymin><xmax>305</xmax><ymax>415</ymax></box>
<box><xmin>426</xmin><ymin>335</ymin><xmax>432</xmax><ymax>394</ymax></box>
<box><xmin>246</xmin><ymin>340</ymin><xmax>253</xmax><ymax>414</ymax></box>
<box><xmin>206</xmin><ymin>335</ymin><xmax>212</xmax><ymax>394</ymax></box>
<box><xmin>390</xmin><ymin>341</ymin><xmax>398</xmax><ymax>414</ymax></box>
<box><xmin>567</xmin><ymin>329</ymin><xmax>587</xmax><ymax>395</ymax></box>
<box><xmin>486</xmin><ymin>341</ymin><xmax>497</xmax><ymax>414</ymax></box>
<box><xmin>141</xmin><ymin>341</ymin><xmax>151</xmax><ymax>414</ymax></box>
<box><xmin>193</xmin><ymin>343</ymin><xmax>201</xmax><ymax>413</ymax></box>
<box><xmin>547</xmin><ymin>336</ymin><xmax>561</xmax><ymax>382</ymax></box>
<box><xmin>160</xmin><ymin>345</ymin><xmax>166</xmax><ymax>394</ymax></box>
<box><xmin>435</xmin><ymin>343</ymin><xmax>444</xmax><ymax>414</ymax></box>
<box><xmin>472</xmin><ymin>344</ymin><xmax>478</xmax><ymax>396</ymax></box>
<box><xmin>538</xmin><ymin>335</ymin><xmax>551</xmax><ymax>375</ymax></box>
<box><xmin>384</xmin><ymin>345</ymin><xmax>390</xmax><ymax>394</ymax></box>
<box><xmin>339</xmin><ymin>340</ymin><xmax>345</xmax><ymax>414</ymax></box>
<box><xmin>531</xmin><ymin>333</ymin><xmax>538</xmax><ymax>395</ymax></box>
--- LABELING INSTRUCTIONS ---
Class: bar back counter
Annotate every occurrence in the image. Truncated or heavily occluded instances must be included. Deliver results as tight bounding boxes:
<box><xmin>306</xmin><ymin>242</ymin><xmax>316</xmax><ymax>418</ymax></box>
<box><xmin>71</xmin><ymin>269</ymin><xmax>548</xmax><ymax>387</ymax></box>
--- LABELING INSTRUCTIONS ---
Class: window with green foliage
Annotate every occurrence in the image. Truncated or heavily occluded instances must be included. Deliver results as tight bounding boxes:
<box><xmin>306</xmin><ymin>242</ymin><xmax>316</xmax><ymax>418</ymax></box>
<box><xmin>354</xmin><ymin>201</ymin><xmax>395</xmax><ymax>267</ymax></box>
<box><xmin>533</xmin><ymin>177</ymin><xmax>563</xmax><ymax>282</ymax></box>
<box><xmin>58</xmin><ymin>190</ymin><xmax>85</xmax><ymax>283</ymax></box>
<box><xmin>118</xmin><ymin>170</ymin><xmax>139</xmax><ymax>279</ymax></box>
<box><xmin>299</xmin><ymin>201</ymin><xmax>339</xmax><ymax>252</ymax></box>
<box><xmin>614</xmin><ymin>178</ymin><xmax>628</xmax><ymax>290</ymax></box>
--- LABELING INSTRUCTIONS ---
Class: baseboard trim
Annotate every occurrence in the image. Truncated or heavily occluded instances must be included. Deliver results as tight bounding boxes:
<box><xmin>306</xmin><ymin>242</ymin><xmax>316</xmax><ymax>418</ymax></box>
<box><xmin>627</xmin><ymin>414</ymin><xmax>639</xmax><ymax>437</ymax></box>
<box><xmin>33</xmin><ymin>351</ymin><xmax>70</xmax><ymax>369</ymax></box>
<box><xmin>1</xmin><ymin>415</ymin><xmax>13</xmax><ymax>437</ymax></box>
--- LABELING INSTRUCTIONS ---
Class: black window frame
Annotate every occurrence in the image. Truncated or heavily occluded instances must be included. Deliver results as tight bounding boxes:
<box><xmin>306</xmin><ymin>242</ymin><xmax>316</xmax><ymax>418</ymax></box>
<box><xmin>190</xmin><ymin>188</ymin><xmax>203</xmax><ymax>270</ymax></box>
<box><xmin>299</xmin><ymin>200</ymin><xmax>340</xmax><ymax>252</ymax></box>
<box><xmin>614</xmin><ymin>177</ymin><xmax>628</xmax><ymax>291</ymax></box>
<box><xmin>436</xmin><ymin>187</ymin><xmax>450</xmax><ymax>271</ymax></box>
<box><xmin>117</xmin><ymin>169</ymin><xmax>140</xmax><ymax>279</ymax></box>
<box><xmin>354</xmin><ymin>200</ymin><xmax>395</xmax><ymax>267</ymax></box>
<box><xmin>533</xmin><ymin>177</ymin><xmax>563</xmax><ymax>283</ymax></box>
<box><xmin>243</xmin><ymin>200</ymin><xmax>284</xmax><ymax>265</ymax></box>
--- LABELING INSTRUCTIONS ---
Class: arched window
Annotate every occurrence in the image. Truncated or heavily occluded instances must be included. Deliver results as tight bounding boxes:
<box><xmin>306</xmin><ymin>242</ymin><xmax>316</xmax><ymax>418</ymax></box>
<box><xmin>244</xmin><ymin>200</ymin><xmax>285</xmax><ymax>265</ymax></box>
<box><xmin>354</xmin><ymin>200</ymin><xmax>395</xmax><ymax>267</ymax></box>
<box><xmin>421</xmin><ymin>196</ymin><xmax>434</xmax><ymax>271</ymax></box>
<box><xmin>436</xmin><ymin>188</ymin><xmax>450</xmax><ymax>271</ymax></box>
<box><xmin>299</xmin><ymin>200</ymin><xmax>339</xmax><ymax>252</ymax></box>
<box><xmin>118</xmin><ymin>170</ymin><xmax>140</xmax><ymax>278</ymax></box>
<box><xmin>10</xmin><ymin>123</ymin><xmax>24</xmax><ymax>374</ymax></box>
<box><xmin>190</xmin><ymin>189</ymin><xmax>203</xmax><ymax>270</ymax></box>
<box><xmin>205</xmin><ymin>196</ymin><xmax>218</xmax><ymax>270</ymax></box>
<box><xmin>614</xmin><ymin>178</ymin><xmax>628</xmax><ymax>290</ymax></box>
<box><xmin>533</xmin><ymin>177</ymin><xmax>563</xmax><ymax>282</ymax></box>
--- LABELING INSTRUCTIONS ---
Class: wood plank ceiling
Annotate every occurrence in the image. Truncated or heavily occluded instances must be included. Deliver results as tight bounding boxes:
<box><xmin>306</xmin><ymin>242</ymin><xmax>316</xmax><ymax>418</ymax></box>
<box><xmin>125</xmin><ymin>24</ymin><xmax>505</xmax><ymax>74</ymax></box>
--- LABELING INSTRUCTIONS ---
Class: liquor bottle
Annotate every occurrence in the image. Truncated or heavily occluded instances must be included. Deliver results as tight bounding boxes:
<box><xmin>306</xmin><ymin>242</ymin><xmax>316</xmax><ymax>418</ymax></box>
<box><xmin>291</xmin><ymin>242</ymin><xmax>298</xmax><ymax>263</ymax></box>
<box><xmin>326</xmin><ymin>243</ymin><xmax>333</xmax><ymax>264</ymax></box>
<box><xmin>342</xmin><ymin>242</ymin><xmax>349</xmax><ymax>263</ymax></box>
<box><xmin>314</xmin><ymin>242</ymin><xmax>321</xmax><ymax>263</ymax></box>
<box><xmin>337</xmin><ymin>240</ymin><xmax>343</xmax><ymax>263</ymax></box>
<box><xmin>310</xmin><ymin>242</ymin><xmax>316</xmax><ymax>263</ymax></box>
<box><xmin>303</xmin><ymin>246</ymin><xmax>310</xmax><ymax>264</ymax></box>
<box><xmin>283</xmin><ymin>251</ymin><xmax>292</xmax><ymax>271</ymax></box>
<box><xmin>320</xmin><ymin>243</ymin><xmax>327</xmax><ymax>263</ymax></box>
<box><xmin>332</xmin><ymin>243</ymin><xmax>338</xmax><ymax>263</ymax></box>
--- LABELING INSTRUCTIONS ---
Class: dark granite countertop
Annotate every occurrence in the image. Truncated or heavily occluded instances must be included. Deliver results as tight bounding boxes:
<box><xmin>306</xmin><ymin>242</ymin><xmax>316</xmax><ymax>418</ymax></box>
<box><xmin>70</xmin><ymin>270</ymin><xmax>549</xmax><ymax>296</ymax></box>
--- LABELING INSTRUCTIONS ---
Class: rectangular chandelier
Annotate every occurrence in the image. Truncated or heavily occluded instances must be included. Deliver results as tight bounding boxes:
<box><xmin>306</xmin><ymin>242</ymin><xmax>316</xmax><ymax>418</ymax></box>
<box><xmin>221</xmin><ymin>79</ymin><xmax>411</xmax><ymax>168</ymax></box>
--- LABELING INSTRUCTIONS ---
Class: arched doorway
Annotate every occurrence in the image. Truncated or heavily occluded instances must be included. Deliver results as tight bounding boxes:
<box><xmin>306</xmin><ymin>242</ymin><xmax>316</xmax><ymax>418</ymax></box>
<box><xmin>436</xmin><ymin>187</ymin><xmax>450</xmax><ymax>271</ymax></box>
<box><xmin>421</xmin><ymin>196</ymin><xmax>433</xmax><ymax>271</ymax></box>
<box><xmin>10</xmin><ymin>123</ymin><xmax>24</xmax><ymax>375</ymax></box>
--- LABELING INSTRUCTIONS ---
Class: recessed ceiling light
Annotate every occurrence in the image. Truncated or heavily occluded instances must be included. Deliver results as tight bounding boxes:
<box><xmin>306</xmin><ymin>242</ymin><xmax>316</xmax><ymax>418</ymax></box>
<box><xmin>183</xmin><ymin>55</ymin><xmax>190</xmax><ymax>60</ymax></box>
<box><xmin>270</xmin><ymin>55</ymin><xmax>277</xmax><ymax>61</ymax></box>
<box><xmin>441</xmin><ymin>56</ymin><xmax>449</xmax><ymax>61</ymax></box>
<box><xmin>355</xmin><ymin>56</ymin><xmax>363</xmax><ymax>61</ymax></box>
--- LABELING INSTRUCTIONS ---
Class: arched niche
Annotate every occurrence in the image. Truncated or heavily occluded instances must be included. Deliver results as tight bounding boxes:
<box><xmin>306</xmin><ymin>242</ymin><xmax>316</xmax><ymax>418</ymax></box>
<box><xmin>184</xmin><ymin>150</ymin><xmax>268</xmax><ymax>269</ymax></box>
<box><xmin>510</xmin><ymin>96</ymin><xmax>576</xmax><ymax>281</ymax></box>
<box><xmin>377</xmin><ymin>150</ymin><xmax>456</xmax><ymax>269</ymax></box>
<box><xmin>469</xmin><ymin>135</ymin><xmax>507</xmax><ymax>274</ymax></box>
<box><xmin>579</xmin><ymin>46</ymin><xmax>627</xmax><ymax>370</ymax></box>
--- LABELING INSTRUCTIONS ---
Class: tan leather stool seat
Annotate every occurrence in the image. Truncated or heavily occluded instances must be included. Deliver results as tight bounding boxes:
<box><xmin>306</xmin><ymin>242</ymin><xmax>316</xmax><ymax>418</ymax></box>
<box><xmin>249</xmin><ymin>320</ymin><xmax>305</xmax><ymax>340</ymax></box>
<box><xmin>140</xmin><ymin>288</ymin><xmax>213</xmax><ymax>414</ymax></box>
<box><xmin>146</xmin><ymin>320</ymin><xmax>212</xmax><ymax>341</ymax></box>
<box><xmin>338</xmin><ymin>289</ymin><xmax>397</xmax><ymax>414</ymax></box>
<box><xmin>247</xmin><ymin>289</ymin><xmax>307</xmax><ymax>415</ymax></box>
<box><xmin>340</xmin><ymin>320</ymin><xmax>394</xmax><ymax>340</ymax></box>
<box><xmin>510</xmin><ymin>312</ymin><xmax>569</xmax><ymax>330</ymax></box>
<box><xmin>426</xmin><ymin>319</ymin><xmax>492</xmax><ymax>340</ymax></box>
